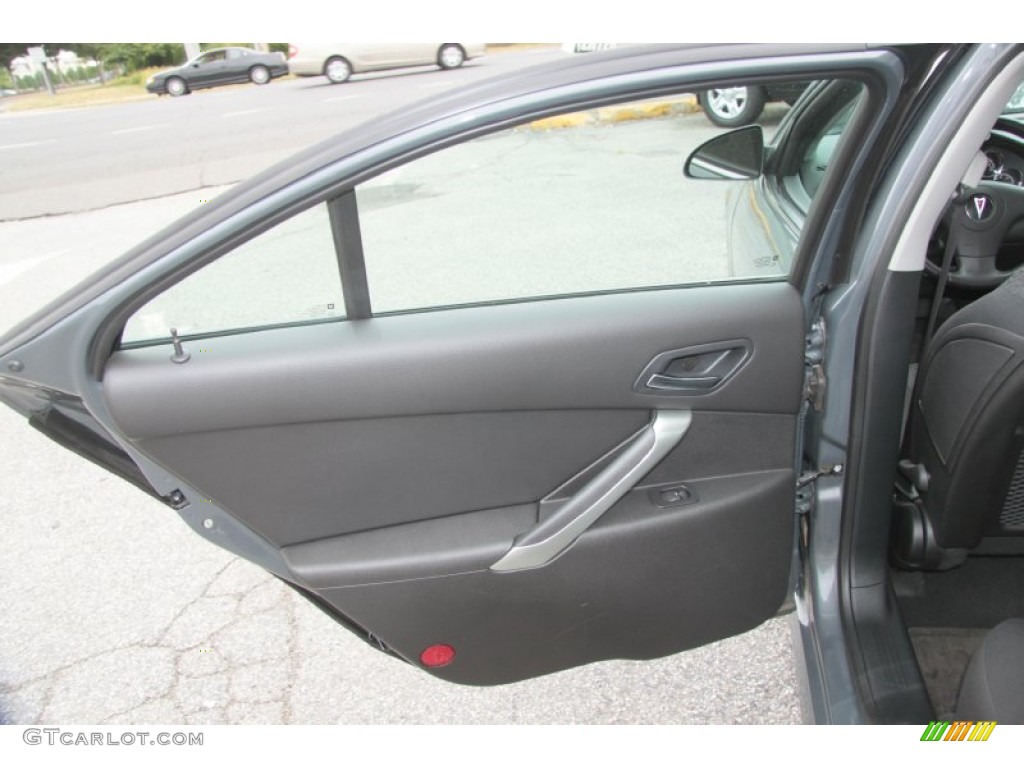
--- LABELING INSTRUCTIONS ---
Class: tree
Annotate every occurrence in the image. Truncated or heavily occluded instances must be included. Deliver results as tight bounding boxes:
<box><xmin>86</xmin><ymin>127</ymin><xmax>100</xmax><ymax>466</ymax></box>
<box><xmin>0</xmin><ymin>49</ymin><xmax>54</xmax><ymax>94</ymax></box>
<box><xmin>56</xmin><ymin>44</ymin><xmax>114</xmax><ymax>83</ymax></box>
<box><xmin>64</xmin><ymin>43</ymin><xmax>107</xmax><ymax>62</ymax></box>
<box><xmin>99</xmin><ymin>43</ymin><xmax>185</xmax><ymax>72</ymax></box>
<box><xmin>0</xmin><ymin>43</ymin><xmax>33</xmax><ymax>71</ymax></box>
<box><xmin>0</xmin><ymin>43</ymin><xmax>191</xmax><ymax>89</ymax></box>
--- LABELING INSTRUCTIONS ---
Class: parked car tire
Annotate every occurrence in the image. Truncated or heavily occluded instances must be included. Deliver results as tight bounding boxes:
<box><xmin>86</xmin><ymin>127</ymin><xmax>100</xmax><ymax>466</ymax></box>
<box><xmin>249</xmin><ymin>65</ymin><xmax>271</xmax><ymax>85</ymax></box>
<box><xmin>438</xmin><ymin>44</ymin><xmax>466</xmax><ymax>70</ymax></box>
<box><xmin>165</xmin><ymin>76</ymin><xmax>188</xmax><ymax>97</ymax></box>
<box><xmin>700</xmin><ymin>86</ymin><xmax>766</xmax><ymax>127</ymax></box>
<box><xmin>324</xmin><ymin>57</ymin><xmax>352</xmax><ymax>84</ymax></box>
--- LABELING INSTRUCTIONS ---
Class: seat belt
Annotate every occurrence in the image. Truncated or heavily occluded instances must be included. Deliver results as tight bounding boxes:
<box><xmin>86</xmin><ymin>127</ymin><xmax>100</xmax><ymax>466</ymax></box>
<box><xmin>897</xmin><ymin>149</ymin><xmax>986</xmax><ymax>501</ymax></box>
<box><xmin>923</xmin><ymin>190</ymin><xmax>965</xmax><ymax>345</ymax></box>
<box><xmin>899</xmin><ymin>186</ymin><xmax>965</xmax><ymax>461</ymax></box>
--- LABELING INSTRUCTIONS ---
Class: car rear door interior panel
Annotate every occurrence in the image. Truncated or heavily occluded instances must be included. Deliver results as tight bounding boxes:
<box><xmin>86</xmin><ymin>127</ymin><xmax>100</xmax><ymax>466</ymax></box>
<box><xmin>100</xmin><ymin>283</ymin><xmax>804</xmax><ymax>684</ymax></box>
<box><xmin>0</xmin><ymin>44</ymin><xmax>907</xmax><ymax>690</ymax></box>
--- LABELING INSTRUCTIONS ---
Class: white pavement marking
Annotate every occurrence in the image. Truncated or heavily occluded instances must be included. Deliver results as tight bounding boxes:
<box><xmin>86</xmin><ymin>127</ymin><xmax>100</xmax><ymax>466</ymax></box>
<box><xmin>112</xmin><ymin>125</ymin><xmax>161</xmax><ymax>135</ymax></box>
<box><xmin>0</xmin><ymin>140</ymin><xmax>57</xmax><ymax>151</ymax></box>
<box><xmin>0</xmin><ymin>250</ymin><xmax>67</xmax><ymax>288</ymax></box>
<box><xmin>222</xmin><ymin>108</ymin><xmax>269</xmax><ymax>118</ymax></box>
<box><xmin>322</xmin><ymin>95</ymin><xmax>358</xmax><ymax>103</ymax></box>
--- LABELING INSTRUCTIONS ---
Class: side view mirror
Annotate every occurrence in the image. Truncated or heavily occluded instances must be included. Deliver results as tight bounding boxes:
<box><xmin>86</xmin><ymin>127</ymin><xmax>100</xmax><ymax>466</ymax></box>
<box><xmin>684</xmin><ymin>125</ymin><xmax>764</xmax><ymax>181</ymax></box>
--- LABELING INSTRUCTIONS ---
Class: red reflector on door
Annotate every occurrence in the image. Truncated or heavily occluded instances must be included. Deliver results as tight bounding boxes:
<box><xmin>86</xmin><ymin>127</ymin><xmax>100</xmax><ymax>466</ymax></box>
<box><xmin>420</xmin><ymin>644</ymin><xmax>456</xmax><ymax>668</ymax></box>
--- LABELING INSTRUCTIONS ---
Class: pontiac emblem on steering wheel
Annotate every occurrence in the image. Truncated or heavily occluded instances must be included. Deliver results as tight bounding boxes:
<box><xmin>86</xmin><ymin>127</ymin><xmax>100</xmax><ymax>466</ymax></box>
<box><xmin>965</xmin><ymin>193</ymin><xmax>995</xmax><ymax>222</ymax></box>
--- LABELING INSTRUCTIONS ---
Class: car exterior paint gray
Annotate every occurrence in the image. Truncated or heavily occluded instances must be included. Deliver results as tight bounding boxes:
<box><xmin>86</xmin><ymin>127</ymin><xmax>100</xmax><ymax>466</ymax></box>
<box><xmin>145</xmin><ymin>47</ymin><xmax>288</xmax><ymax>95</ymax></box>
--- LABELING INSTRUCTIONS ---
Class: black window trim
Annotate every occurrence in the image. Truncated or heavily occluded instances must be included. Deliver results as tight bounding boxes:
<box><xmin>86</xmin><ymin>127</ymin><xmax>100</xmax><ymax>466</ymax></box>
<box><xmin>328</xmin><ymin>192</ymin><xmax>372</xmax><ymax>320</ymax></box>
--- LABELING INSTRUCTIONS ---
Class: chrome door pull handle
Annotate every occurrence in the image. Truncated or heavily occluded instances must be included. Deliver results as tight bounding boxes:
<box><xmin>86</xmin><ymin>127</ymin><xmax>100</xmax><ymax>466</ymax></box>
<box><xmin>490</xmin><ymin>410</ymin><xmax>691</xmax><ymax>572</ymax></box>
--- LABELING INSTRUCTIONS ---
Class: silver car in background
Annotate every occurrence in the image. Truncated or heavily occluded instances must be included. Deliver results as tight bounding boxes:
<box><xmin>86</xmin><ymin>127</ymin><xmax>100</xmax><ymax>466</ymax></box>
<box><xmin>287</xmin><ymin>43</ymin><xmax>486</xmax><ymax>84</ymax></box>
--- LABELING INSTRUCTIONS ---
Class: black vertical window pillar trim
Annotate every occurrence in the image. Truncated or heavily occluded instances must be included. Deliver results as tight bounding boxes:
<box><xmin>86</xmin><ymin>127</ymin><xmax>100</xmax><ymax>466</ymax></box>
<box><xmin>328</xmin><ymin>191</ymin><xmax>372</xmax><ymax>320</ymax></box>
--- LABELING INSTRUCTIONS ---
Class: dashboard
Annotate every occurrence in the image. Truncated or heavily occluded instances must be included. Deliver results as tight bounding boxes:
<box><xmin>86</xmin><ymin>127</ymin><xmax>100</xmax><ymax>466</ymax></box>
<box><xmin>924</xmin><ymin>116</ymin><xmax>1024</xmax><ymax>287</ymax></box>
<box><xmin>984</xmin><ymin>116</ymin><xmax>1024</xmax><ymax>188</ymax></box>
<box><xmin>984</xmin><ymin>146</ymin><xmax>1024</xmax><ymax>186</ymax></box>
<box><xmin>984</xmin><ymin>143</ymin><xmax>1024</xmax><ymax>188</ymax></box>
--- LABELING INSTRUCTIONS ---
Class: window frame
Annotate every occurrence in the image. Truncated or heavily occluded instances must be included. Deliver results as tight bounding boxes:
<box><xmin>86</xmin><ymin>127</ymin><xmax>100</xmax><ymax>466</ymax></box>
<box><xmin>195</xmin><ymin>51</ymin><xmax>224</xmax><ymax>66</ymax></box>
<box><xmin>120</xmin><ymin>200</ymin><xmax>352</xmax><ymax>347</ymax></box>
<box><xmin>105</xmin><ymin>58</ymin><xmax>896</xmax><ymax>353</ymax></box>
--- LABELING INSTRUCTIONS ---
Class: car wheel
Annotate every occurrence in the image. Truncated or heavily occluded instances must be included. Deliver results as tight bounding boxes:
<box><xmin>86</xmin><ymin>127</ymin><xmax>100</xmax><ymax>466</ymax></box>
<box><xmin>700</xmin><ymin>86</ymin><xmax>767</xmax><ymax>128</ymax></box>
<box><xmin>324</xmin><ymin>57</ymin><xmax>352</xmax><ymax>84</ymax></box>
<box><xmin>165</xmin><ymin>76</ymin><xmax>187</xmax><ymax>97</ymax></box>
<box><xmin>437</xmin><ymin>44</ymin><xmax>466</xmax><ymax>70</ymax></box>
<box><xmin>249</xmin><ymin>65</ymin><xmax>271</xmax><ymax>85</ymax></box>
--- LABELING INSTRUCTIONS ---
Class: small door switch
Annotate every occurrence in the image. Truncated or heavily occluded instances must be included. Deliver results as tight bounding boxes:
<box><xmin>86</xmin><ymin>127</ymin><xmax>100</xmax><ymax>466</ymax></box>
<box><xmin>649</xmin><ymin>484</ymin><xmax>697</xmax><ymax>508</ymax></box>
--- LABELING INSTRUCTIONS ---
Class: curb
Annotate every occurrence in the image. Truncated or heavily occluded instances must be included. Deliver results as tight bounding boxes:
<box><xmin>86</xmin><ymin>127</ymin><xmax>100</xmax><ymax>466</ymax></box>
<box><xmin>526</xmin><ymin>95</ymin><xmax>700</xmax><ymax>131</ymax></box>
<box><xmin>2</xmin><ymin>92</ymin><xmax>152</xmax><ymax>115</ymax></box>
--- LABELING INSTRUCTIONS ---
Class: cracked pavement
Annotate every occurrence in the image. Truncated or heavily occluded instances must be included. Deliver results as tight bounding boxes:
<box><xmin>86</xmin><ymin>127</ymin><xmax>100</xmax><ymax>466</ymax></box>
<box><xmin>0</xmin><ymin>397</ymin><xmax>801</xmax><ymax>725</ymax></box>
<box><xmin>0</xmin><ymin>425</ymin><xmax>802</xmax><ymax>725</ymax></box>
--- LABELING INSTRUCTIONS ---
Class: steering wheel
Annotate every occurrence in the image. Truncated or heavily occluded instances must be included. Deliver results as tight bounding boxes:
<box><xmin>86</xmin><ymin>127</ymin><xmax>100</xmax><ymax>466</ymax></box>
<box><xmin>928</xmin><ymin>181</ymin><xmax>1024</xmax><ymax>289</ymax></box>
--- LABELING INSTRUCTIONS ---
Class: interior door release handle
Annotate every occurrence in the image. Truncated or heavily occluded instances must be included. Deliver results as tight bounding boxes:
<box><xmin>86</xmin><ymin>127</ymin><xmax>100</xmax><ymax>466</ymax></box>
<box><xmin>646</xmin><ymin>373</ymin><xmax>721</xmax><ymax>391</ymax></box>
<box><xmin>634</xmin><ymin>341</ymin><xmax>752</xmax><ymax>395</ymax></box>
<box><xmin>490</xmin><ymin>409</ymin><xmax>692</xmax><ymax>572</ymax></box>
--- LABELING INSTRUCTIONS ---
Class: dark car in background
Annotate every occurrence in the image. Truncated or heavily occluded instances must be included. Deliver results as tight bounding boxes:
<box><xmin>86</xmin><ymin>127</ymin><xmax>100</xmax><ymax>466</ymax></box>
<box><xmin>146</xmin><ymin>47</ymin><xmax>288</xmax><ymax>97</ymax></box>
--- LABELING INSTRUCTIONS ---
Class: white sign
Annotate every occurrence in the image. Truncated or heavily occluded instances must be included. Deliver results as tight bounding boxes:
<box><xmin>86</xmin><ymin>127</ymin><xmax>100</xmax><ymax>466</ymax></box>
<box><xmin>27</xmin><ymin>46</ymin><xmax>47</xmax><ymax>63</ymax></box>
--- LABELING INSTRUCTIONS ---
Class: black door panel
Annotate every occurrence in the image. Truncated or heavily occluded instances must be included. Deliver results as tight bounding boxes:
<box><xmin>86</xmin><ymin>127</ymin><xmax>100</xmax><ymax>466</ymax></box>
<box><xmin>103</xmin><ymin>283</ymin><xmax>804</xmax><ymax>437</ymax></box>
<box><xmin>99</xmin><ymin>282</ymin><xmax>804</xmax><ymax>683</ymax></box>
<box><xmin>130</xmin><ymin>410</ymin><xmax>649</xmax><ymax>545</ymax></box>
<box><xmin>312</xmin><ymin>470</ymin><xmax>795</xmax><ymax>685</ymax></box>
<box><xmin>280</xmin><ymin>412</ymin><xmax>797</xmax><ymax>590</ymax></box>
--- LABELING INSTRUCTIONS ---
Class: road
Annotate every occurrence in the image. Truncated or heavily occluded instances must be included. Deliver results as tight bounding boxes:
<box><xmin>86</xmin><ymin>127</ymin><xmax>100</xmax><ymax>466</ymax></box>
<box><xmin>0</xmin><ymin>48</ymin><xmax>802</xmax><ymax>725</ymax></box>
<box><xmin>0</xmin><ymin>48</ymin><xmax>566</xmax><ymax>220</ymax></box>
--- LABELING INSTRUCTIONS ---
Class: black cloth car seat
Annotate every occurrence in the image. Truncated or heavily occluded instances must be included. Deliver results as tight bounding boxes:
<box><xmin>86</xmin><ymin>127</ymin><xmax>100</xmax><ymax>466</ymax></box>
<box><xmin>892</xmin><ymin>267</ymin><xmax>1024</xmax><ymax>570</ymax></box>
<box><xmin>956</xmin><ymin>618</ymin><xmax>1024</xmax><ymax>724</ymax></box>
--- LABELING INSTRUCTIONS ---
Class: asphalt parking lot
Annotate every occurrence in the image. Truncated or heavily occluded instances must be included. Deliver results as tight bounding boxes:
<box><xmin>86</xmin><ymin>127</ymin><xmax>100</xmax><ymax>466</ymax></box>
<box><xmin>0</xmin><ymin>53</ymin><xmax>803</xmax><ymax>724</ymax></box>
<box><xmin>0</xmin><ymin>48</ymin><xmax>570</xmax><ymax>220</ymax></box>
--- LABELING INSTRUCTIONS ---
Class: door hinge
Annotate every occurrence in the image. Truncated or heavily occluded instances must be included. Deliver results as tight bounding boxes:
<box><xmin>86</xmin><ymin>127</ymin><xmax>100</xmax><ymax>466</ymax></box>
<box><xmin>797</xmin><ymin>463</ymin><xmax>844</xmax><ymax>489</ymax></box>
<box><xmin>804</xmin><ymin>364</ymin><xmax>826</xmax><ymax>412</ymax></box>
<box><xmin>796</xmin><ymin>487</ymin><xmax>813</xmax><ymax>550</ymax></box>
<box><xmin>803</xmin><ymin>317</ymin><xmax>827</xmax><ymax>412</ymax></box>
<box><xmin>796</xmin><ymin>464</ymin><xmax>844</xmax><ymax>515</ymax></box>
<box><xmin>795</xmin><ymin>485</ymin><xmax>814</xmax><ymax>517</ymax></box>
<box><xmin>795</xmin><ymin>464</ymin><xmax>843</xmax><ymax>551</ymax></box>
